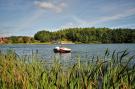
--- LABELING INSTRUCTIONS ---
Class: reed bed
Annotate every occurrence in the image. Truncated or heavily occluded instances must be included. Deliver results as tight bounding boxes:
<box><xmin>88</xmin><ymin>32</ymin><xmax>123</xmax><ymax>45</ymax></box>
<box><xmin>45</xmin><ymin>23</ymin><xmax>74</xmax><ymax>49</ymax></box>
<box><xmin>0</xmin><ymin>50</ymin><xmax>135</xmax><ymax>89</ymax></box>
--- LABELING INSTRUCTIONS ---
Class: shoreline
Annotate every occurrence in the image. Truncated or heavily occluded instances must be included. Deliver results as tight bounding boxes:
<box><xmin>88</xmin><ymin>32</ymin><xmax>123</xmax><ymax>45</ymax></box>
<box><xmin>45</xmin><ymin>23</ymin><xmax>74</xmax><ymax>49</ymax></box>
<box><xmin>0</xmin><ymin>42</ymin><xmax>135</xmax><ymax>45</ymax></box>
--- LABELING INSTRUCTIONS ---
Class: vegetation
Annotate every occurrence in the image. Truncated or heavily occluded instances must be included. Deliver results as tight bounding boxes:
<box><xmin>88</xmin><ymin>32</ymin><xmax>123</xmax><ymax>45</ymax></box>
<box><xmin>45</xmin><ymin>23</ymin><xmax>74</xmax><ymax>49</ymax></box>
<box><xmin>34</xmin><ymin>28</ymin><xmax>135</xmax><ymax>43</ymax></box>
<box><xmin>0</xmin><ymin>36</ymin><xmax>36</xmax><ymax>44</ymax></box>
<box><xmin>0</xmin><ymin>27</ymin><xmax>135</xmax><ymax>44</ymax></box>
<box><xmin>0</xmin><ymin>50</ymin><xmax>135</xmax><ymax>89</ymax></box>
<box><xmin>8</xmin><ymin>36</ymin><xmax>36</xmax><ymax>43</ymax></box>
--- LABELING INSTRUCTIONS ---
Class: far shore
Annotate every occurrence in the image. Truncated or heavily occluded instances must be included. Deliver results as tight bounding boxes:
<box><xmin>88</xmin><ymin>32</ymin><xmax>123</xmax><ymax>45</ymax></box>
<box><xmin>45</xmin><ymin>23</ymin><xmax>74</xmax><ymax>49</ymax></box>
<box><xmin>1</xmin><ymin>42</ymin><xmax>135</xmax><ymax>45</ymax></box>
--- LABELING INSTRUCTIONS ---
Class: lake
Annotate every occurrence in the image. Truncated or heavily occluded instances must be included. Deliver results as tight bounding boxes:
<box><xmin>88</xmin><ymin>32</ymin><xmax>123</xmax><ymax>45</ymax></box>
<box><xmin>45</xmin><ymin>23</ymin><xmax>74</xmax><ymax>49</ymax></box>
<box><xmin>0</xmin><ymin>44</ymin><xmax>135</xmax><ymax>64</ymax></box>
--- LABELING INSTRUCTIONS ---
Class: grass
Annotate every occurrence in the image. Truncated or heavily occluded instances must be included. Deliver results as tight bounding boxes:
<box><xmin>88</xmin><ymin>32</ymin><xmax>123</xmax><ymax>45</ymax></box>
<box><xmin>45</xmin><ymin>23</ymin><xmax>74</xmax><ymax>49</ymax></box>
<box><xmin>0</xmin><ymin>50</ymin><xmax>135</xmax><ymax>89</ymax></box>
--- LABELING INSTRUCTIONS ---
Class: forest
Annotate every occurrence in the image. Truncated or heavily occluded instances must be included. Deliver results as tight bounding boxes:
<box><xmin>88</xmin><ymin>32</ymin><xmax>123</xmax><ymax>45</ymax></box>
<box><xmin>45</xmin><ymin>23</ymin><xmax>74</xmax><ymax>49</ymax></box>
<box><xmin>0</xmin><ymin>36</ymin><xmax>35</xmax><ymax>44</ymax></box>
<box><xmin>1</xmin><ymin>27</ymin><xmax>135</xmax><ymax>44</ymax></box>
<box><xmin>34</xmin><ymin>27</ymin><xmax>135</xmax><ymax>43</ymax></box>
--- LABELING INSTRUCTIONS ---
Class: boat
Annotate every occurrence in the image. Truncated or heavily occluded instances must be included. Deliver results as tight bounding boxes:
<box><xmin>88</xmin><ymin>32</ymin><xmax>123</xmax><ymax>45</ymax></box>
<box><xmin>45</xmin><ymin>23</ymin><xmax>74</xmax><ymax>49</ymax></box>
<box><xmin>53</xmin><ymin>46</ymin><xmax>71</xmax><ymax>53</ymax></box>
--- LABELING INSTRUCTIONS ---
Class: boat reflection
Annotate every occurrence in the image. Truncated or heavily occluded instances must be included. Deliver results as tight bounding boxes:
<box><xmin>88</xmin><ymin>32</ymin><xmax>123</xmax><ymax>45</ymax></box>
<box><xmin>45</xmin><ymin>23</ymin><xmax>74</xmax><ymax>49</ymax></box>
<box><xmin>53</xmin><ymin>53</ymin><xmax>72</xmax><ymax>67</ymax></box>
<box><xmin>54</xmin><ymin>53</ymin><xmax>71</xmax><ymax>60</ymax></box>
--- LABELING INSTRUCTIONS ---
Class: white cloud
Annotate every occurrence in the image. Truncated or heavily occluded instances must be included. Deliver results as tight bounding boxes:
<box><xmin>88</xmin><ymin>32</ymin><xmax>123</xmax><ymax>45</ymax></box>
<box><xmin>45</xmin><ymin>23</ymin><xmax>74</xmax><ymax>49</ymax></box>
<box><xmin>113</xmin><ymin>23</ymin><xmax>135</xmax><ymax>29</ymax></box>
<box><xmin>61</xmin><ymin>22</ymin><xmax>77</xmax><ymax>29</ymax></box>
<box><xmin>72</xmin><ymin>8</ymin><xmax>135</xmax><ymax>26</ymax></box>
<box><xmin>34</xmin><ymin>1</ymin><xmax>67</xmax><ymax>13</ymax></box>
<box><xmin>0</xmin><ymin>32</ymin><xmax>11</xmax><ymax>37</ymax></box>
<box><xmin>72</xmin><ymin>16</ymin><xmax>87</xmax><ymax>25</ymax></box>
<box><xmin>9</xmin><ymin>10</ymin><xmax>45</xmax><ymax>36</ymax></box>
<box><xmin>97</xmin><ymin>8</ymin><xmax>135</xmax><ymax>23</ymax></box>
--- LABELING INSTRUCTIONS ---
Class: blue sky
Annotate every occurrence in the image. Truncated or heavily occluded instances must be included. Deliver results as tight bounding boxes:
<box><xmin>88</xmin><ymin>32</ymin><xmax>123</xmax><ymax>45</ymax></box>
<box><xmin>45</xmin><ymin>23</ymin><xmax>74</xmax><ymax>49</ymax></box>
<box><xmin>0</xmin><ymin>0</ymin><xmax>135</xmax><ymax>36</ymax></box>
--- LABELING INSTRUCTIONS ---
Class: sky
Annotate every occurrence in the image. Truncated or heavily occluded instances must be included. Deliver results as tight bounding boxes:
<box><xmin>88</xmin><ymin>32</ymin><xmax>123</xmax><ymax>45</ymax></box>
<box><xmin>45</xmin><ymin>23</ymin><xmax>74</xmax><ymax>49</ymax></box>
<box><xmin>0</xmin><ymin>0</ymin><xmax>135</xmax><ymax>37</ymax></box>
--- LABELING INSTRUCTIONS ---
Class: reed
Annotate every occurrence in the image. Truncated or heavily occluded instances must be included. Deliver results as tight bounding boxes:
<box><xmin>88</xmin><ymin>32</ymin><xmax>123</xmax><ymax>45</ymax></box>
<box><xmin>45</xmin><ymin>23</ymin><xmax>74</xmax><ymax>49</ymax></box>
<box><xmin>0</xmin><ymin>50</ymin><xmax>135</xmax><ymax>89</ymax></box>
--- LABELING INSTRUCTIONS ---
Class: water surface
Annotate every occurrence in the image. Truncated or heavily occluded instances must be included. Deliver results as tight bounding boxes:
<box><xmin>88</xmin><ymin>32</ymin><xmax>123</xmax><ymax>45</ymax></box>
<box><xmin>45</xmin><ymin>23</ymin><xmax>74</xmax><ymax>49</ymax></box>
<box><xmin>0</xmin><ymin>44</ymin><xmax>135</xmax><ymax>64</ymax></box>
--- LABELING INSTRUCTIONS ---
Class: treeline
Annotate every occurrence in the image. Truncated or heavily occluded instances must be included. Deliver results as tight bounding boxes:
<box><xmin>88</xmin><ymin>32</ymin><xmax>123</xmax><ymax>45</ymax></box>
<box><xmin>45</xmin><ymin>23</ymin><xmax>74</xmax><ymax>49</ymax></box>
<box><xmin>5</xmin><ymin>36</ymin><xmax>35</xmax><ymax>43</ymax></box>
<box><xmin>34</xmin><ymin>28</ymin><xmax>135</xmax><ymax>43</ymax></box>
<box><xmin>1</xmin><ymin>27</ymin><xmax>135</xmax><ymax>44</ymax></box>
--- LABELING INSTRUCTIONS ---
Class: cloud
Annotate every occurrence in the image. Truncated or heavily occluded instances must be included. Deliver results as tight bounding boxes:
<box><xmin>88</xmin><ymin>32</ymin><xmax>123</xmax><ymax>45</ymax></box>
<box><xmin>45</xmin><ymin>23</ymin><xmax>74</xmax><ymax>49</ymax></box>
<box><xmin>72</xmin><ymin>16</ymin><xmax>88</xmax><ymax>26</ymax></box>
<box><xmin>72</xmin><ymin>8</ymin><xmax>135</xmax><ymax>26</ymax></box>
<box><xmin>0</xmin><ymin>26</ymin><xmax>18</xmax><ymax>37</ymax></box>
<box><xmin>114</xmin><ymin>23</ymin><xmax>135</xmax><ymax>29</ymax></box>
<box><xmin>61</xmin><ymin>22</ymin><xmax>78</xmax><ymax>29</ymax></box>
<box><xmin>0</xmin><ymin>1</ymin><xmax>67</xmax><ymax>36</ymax></box>
<box><xmin>34</xmin><ymin>1</ymin><xmax>67</xmax><ymax>13</ymax></box>
<box><xmin>0</xmin><ymin>31</ymin><xmax>12</xmax><ymax>37</ymax></box>
<box><xmin>14</xmin><ymin>10</ymin><xmax>44</xmax><ymax>32</ymax></box>
<box><xmin>97</xmin><ymin>8</ymin><xmax>135</xmax><ymax>23</ymax></box>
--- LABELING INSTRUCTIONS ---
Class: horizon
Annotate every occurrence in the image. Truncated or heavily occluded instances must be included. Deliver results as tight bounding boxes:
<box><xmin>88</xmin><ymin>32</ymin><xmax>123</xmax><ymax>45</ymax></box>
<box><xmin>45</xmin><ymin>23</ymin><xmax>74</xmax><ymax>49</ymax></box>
<box><xmin>0</xmin><ymin>0</ymin><xmax>135</xmax><ymax>37</ymax></box>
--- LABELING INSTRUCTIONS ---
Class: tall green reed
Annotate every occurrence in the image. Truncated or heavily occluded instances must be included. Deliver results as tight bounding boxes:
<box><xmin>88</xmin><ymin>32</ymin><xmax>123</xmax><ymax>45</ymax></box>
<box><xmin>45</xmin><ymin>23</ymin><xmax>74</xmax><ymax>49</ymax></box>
<box><xmin>0</xmin><ymin>49</ymin><xmax>135</xmax><ymax>89</ymax></box>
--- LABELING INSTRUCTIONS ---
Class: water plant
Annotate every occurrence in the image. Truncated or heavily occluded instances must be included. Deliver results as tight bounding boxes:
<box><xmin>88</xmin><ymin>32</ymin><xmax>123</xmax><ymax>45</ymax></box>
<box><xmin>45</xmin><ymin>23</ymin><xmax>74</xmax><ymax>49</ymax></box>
<box><xmin>0</xmin><ymin>50</ymin><xmax>135</xmax><ymax>89</ymax></box>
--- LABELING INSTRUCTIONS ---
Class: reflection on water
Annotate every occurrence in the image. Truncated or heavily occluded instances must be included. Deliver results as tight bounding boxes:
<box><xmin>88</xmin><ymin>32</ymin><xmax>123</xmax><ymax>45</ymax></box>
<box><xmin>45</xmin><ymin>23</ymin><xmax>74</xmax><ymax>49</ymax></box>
<box><xmin>54</xmin><ymin>53</ymin><xmax>71</xmax><ymax>60</ymax></box>
<box><xmin>53</xmin><ymin>53</ymin><xmax>72</xmax><ymax>66</ymax></box>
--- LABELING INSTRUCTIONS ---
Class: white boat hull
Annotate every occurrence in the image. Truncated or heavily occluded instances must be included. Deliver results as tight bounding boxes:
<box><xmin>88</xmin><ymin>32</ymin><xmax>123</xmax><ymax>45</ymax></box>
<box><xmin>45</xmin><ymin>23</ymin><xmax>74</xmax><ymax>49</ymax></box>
<box><xmin>53</xmin><ymin>47</ymin><xmax>71</xmax><ymax>53</ymax></box>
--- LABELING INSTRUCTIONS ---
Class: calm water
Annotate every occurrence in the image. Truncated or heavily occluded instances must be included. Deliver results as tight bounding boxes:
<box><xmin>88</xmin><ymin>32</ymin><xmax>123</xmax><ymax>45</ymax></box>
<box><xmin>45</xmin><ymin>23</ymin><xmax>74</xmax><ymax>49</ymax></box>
<box><xmin>0</xmin><ymin>44</ymin><xmax>135</xmax><ymax>64</ymax></box>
